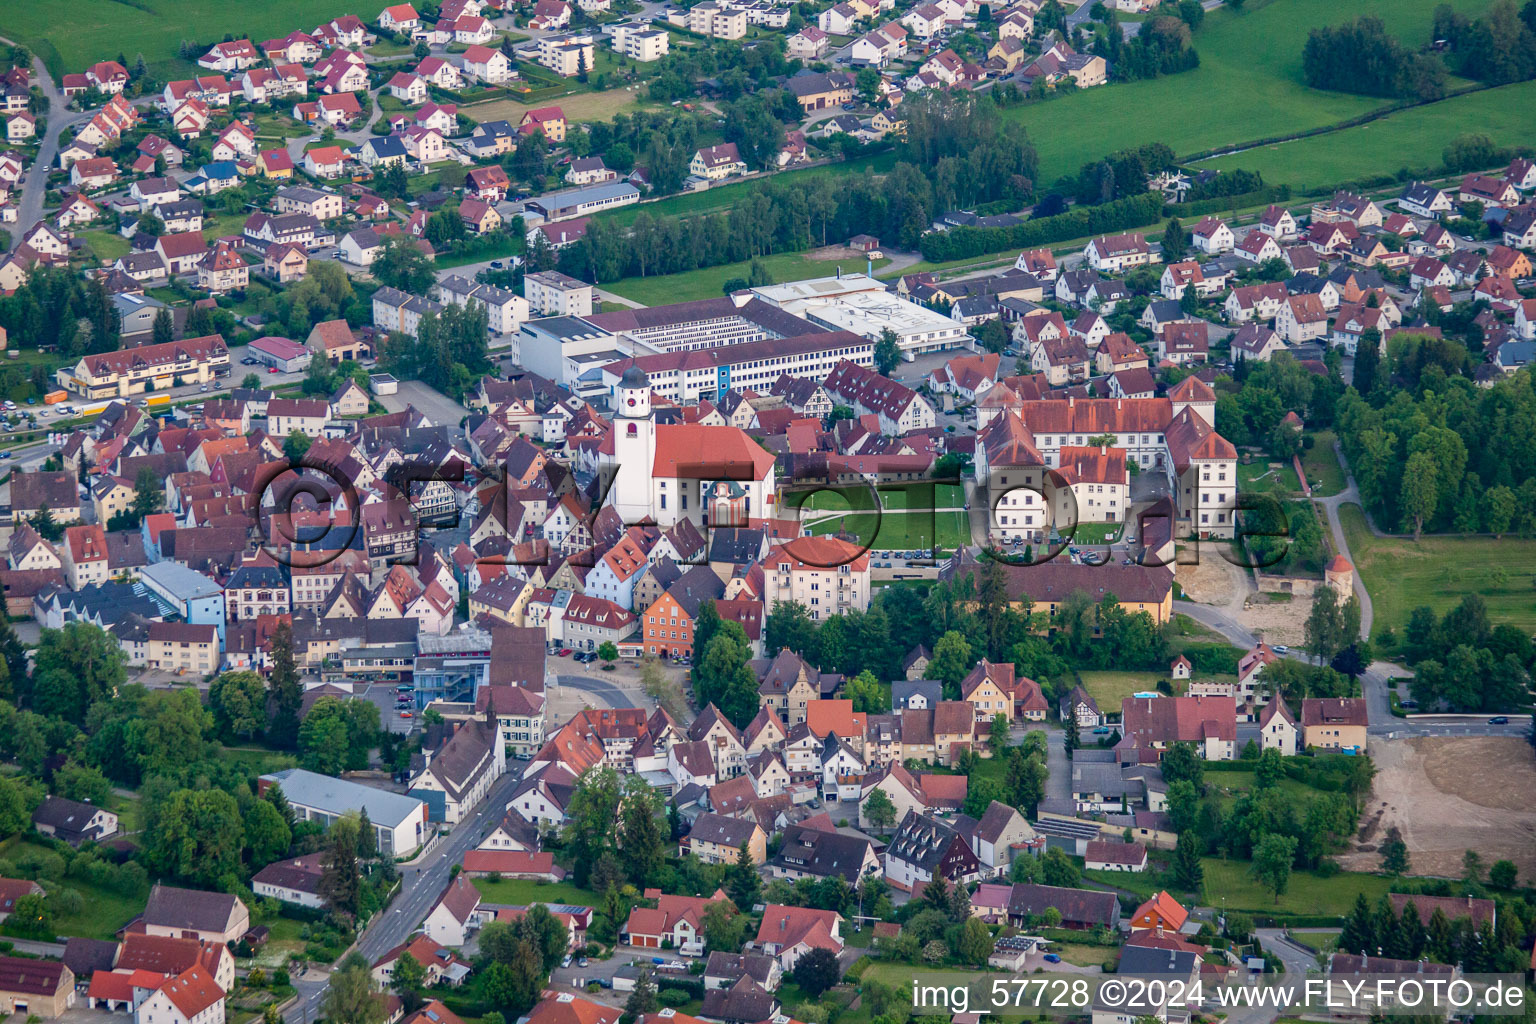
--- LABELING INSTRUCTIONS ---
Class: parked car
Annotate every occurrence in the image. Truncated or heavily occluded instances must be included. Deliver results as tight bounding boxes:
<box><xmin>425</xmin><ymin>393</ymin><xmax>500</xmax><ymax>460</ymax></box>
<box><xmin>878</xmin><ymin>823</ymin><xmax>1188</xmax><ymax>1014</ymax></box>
<box><xmin>399</xmin><ymin>710</ymin><xmax>413</xmax><ymax>718</ymax></box>
<box><xmin>1489</xmin><ymin>716</ymin><xmax>1510</xmax><ymax>724</ymax></box>
<box><xmin>1043</xmin><ymin>953</ymin><xmax>1061</xmax><ymax>964</ymax></box>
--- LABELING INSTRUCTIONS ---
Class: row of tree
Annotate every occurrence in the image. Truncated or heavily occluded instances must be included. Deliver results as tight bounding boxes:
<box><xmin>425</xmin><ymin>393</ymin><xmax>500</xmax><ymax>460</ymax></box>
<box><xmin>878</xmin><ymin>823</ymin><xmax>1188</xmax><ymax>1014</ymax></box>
<box><xmin>1400</xmin><ymin>594</ymin><xmax>1534</xmax><ymax>712</ymax></box>
<box><xmin>1336</xmin><ymin>368</ymin><xmax>1536</xmax><ymax>540</ymax></box>
<box><xmin>1301</xmin><ymin>15</ymin><xmax>1449</xmax><ymax>100</ymax></box>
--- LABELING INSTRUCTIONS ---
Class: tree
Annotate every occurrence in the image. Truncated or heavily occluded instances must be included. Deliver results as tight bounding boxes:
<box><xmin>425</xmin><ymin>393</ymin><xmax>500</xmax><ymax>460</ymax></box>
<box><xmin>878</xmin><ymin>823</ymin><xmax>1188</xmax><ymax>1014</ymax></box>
<box><xmin>142</xmin><ymin>787</ymin><xmax>244</xmax><ymax>887</ymax></box>
<box><xmin>267</xmin><ymin>622</ymin><xmax>302</xmax><ymax>747</ymax></box>
<box><xmin>1401</xmin><ymin>449</ymin><xmax>1440</xmax><ymax>540</ymax></box>
<box><xmin>1353</xmin><ymin>329</ymin><xmax>1380</xmax><ymax>395</ymax></box>
<box><xmin>1250</xmin><ymin>833</ymin><xmax>1297</xmax><ymax>903</ymax></box>
<box><xmin>241</xmin><ymin>372</ymin><xmax>262</xmax><ymax>389</ymax></box>
<box><xmin>620</xmin><ymin>775</ymin><xmax>666</xmax><ymax>888</ymax></box>
<box><xmin>957</xmin><ymin>916</ymin><xmax>995</xmax><ymax>965</ymax></box>
<box><xmin>319</xmin><ymin>812</ymin><xmax>363</xmax><ymax>917</ymax></box>
<box><xmin>727</xmin><ymin>840</ymin><xmax>761</xmax><ymax>908</ymax></box>
<box><xmin>208</xmin><ymin>670</ymin><xmax>267</xmax><ymax>740</ymax></box>
<box><xmin>864</xmin><ymin>786</ymin><xmax>898</xmax><ymax>833</ymax></box>
<box><xmin>929</xmin><ymin>630</ymin><xmax>973</xmax><ymax>695</ymax></box>
<box><xmin>392</xmin><ymin>952</ymin><xmax>427</xmax><ymax>1013</ymax></box>
<box><xmin>152</xmin><ymin>306</ymin><xmax>175</xmax><ymax>344</ymax></box>
<box><xmin>1488</xmin><ymin>859</ymin><xmax>1517</xmax><ymax>889</ymax></box>
<box><xmin>626</xmin><ymin>969</ymin><xmax>659</xmax><ymax>1018</ymax></box>
<box><xmin>1379</xmin><ymin>825</ymin><xmax>1410</xmax><ymax>875</ymax></box>
<box><xmin>375</xmin><ymin>234</ymin><xmax>435</xmax><ymax>294</ymax></box>
<box><xmin>845</xmin><ymin>670</ymin><xmax>889</xmax><ymax>713</ymax></box>
<box><xmin>1158</xmin><ymin>742</ymin><xmax>1204</xmax><ymax>789</ymax></box>
<box><xmin>791</xmin><ymin>946</ymin><xmax>841</xmax><ymax>998</ymax></box>
<box><xmin>323</xmin><ymin>954</ymin><xmax>386</xmax><ymax>1024</ymax></box>
<box><xmin>597</xmin><ymin>640</ymin><xmax>618</xmax><ymax>664</ymax></box>
<box><xmin>10</xmin><ymin>891</ymin><xmax>50</xmax><ymax>936</ymax></box>
<box><xmin>874</xmin><ymin>328</ymin><xmax>903</xmax><ymax>375</ymax></box>
<box><xmin>1172</xmin><ymin>830</ymin><xmax>1204</xmax><ymax>892</ymax></box>
<box><xmin>1461</xmin><ymin>848</ymin><xmax>1484</xmax><ymax>884</ymax></box>
<box><xmin>1162</xmin><ymin>217</ymin><xmax>1188</xmax><ymax>257</ymax></box>
<box><xmin>283</xmin><ymin>429</ymin><xmax>313</xmax><ymax>462</ymax></box>
<box><xmin>244</xmin><ymin>798</ymin><xmax>292</xmax><ymax>869</ymax></box>
<box><xmin>1340</xmin><ymin>892</ymin><xmax>1375</xmax><ymax>955</ymax></box>
<box><xmin>32</xmin><ymin>622</ymin><xmax>129</xmax><ymax>724</ymax></box>
<box><xmin>565</xmin><ymin>766</ymin><xmax>622</xmax><ymax>887</ymax></box>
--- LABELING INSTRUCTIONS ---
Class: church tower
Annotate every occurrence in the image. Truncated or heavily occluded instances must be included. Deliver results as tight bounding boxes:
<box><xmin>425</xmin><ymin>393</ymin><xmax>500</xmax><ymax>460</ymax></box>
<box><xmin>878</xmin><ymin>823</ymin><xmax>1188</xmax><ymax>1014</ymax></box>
<box><xmin>609</xmin><ymin>365</ymin><xmax>655</xmax><ymax>523</ymax></box>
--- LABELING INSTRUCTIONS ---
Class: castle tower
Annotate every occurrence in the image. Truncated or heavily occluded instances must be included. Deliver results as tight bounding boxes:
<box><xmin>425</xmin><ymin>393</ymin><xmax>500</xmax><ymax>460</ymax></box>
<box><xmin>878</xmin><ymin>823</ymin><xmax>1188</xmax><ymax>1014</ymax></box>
<box><xmin>610</xmin><ymin>364</ymin><xmax>655</xmax><ymax>523</ymax></box>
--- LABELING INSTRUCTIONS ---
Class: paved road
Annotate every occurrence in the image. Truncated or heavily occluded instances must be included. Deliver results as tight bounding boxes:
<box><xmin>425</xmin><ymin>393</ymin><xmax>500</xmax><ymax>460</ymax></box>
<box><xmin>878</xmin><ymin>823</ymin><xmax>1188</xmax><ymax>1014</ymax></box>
<box><xmin>0</xmin><ymin>35</ymin><xmax>70</xmax><ymax>246</ymax></box>
<box><xmin>1313</xmin><ymin>444</ymin><xmax>1374</xmax><ymax>638</ymax></box>
<box><xmin>285</xmin><ymin>770</ymin><xmax>524</xmax><ymax>1024</ymax></box>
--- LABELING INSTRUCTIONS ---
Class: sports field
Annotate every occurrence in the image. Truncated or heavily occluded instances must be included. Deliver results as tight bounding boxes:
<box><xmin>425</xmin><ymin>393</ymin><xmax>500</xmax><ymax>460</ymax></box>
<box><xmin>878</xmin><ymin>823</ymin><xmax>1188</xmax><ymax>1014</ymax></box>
<box><xmin>1195</xmin><ymin>80</ymin><xmax>1536</xmax><ymax>189</ymax></box>
<box><xmin>1004</xmin><ymin>0</ymin><xmax>1498</xmax><ymax>183</ymax></box>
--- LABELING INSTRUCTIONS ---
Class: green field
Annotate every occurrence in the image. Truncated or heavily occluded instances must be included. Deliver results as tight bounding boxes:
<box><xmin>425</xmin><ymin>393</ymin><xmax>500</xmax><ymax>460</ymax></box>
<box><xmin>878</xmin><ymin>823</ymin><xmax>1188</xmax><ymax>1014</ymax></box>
<box><xmin>804</xmin><ymin>509</ymin><xmax>971</xmax><ymax>551</ymax></box>
<box><xmin>1076</xmin><ymin>670</ymin><xmax>1163</xmax><ymax>709</ymax></box>
<box><xmin>596</xmin><ymin>151</ymin><xmax>901</xmax><ymax>228</ymax></box>
<box><xmin>1197</xmin><ymin>80</ymin><xmax>1536</xmax><ymax>189</ymax></box>
<box><xmin>791</xmin><ymin>482</ymin><xmax>965</xmax><ymax>514</ymax></box>
<box><xmin>604</xmin><ymin>250</ymin><xmax>892</xmax><ymax>305</ymax></box>
<box><xmin>1301</xmin><ymin>432</ymin><xmax>1347</xmax><ymax>497</ymax></box>
<box><xmin>1199</xmin><ymin>857</ymin><xmax>1394</xmax><ymax>916</ymax></box>
<box><xmin>1002</xmin><ymin>0</ymin><xmax>1497</xmax><ymax>183</ymax></box>
<box><xmin>0</xmin><ymin>837</ymin><xmax>142</xmax><ymax>939</ymax></box>
<box><xmin>82</xmin><ymin>229</ymin><xmax>129</xmax><ymax>263</ymax></box>
<box><xmin>1238</xmin><ymin>460</ymin><xmax>1304</xmax><ymax>497</ymax></box>
<box><xmin>1339</xmin><ymin>503</ymin><xmax>1536</xmax><ymax>639</ymax></box>
<box><xmin>470</xmin><ymin>876</ymin><xmax>595</xmax><ymax>906</ymax></box>
<box><xmin>0</xmin><ymin>0</ymin><xmax>365</xmax><ymax>77</ymax></box>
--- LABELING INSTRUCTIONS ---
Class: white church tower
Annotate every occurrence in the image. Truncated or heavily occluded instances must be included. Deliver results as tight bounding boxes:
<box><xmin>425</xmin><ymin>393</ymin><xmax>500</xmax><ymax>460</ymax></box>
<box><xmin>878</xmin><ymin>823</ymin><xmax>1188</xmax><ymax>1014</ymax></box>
<box><xmin>609</xmin><ymin>365</ymin><xmax>656</xmax><ymax>523</ymax></box>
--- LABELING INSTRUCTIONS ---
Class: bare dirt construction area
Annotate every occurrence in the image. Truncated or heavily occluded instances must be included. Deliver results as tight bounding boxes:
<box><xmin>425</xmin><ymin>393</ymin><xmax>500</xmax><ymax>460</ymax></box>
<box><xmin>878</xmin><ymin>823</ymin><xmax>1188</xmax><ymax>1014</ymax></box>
<box><xmin>1175</xmin><ymin>552</ymin><xmax>1312</xmax><ymax>646</ymax></box>
<box><xmin>805</xmin><ymin>244</ymin><xmax>867</xmax><ymax>261</ymax></box>
<box><xmin>1342</xmin><ymin>736</ymin><xmax>1536</xmax><ymax>879</ymax></box>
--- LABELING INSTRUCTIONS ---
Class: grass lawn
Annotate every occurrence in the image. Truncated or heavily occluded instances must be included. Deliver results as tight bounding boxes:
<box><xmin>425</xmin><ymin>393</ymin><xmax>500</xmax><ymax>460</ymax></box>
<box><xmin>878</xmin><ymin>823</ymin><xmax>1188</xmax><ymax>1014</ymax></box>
<box><xmin>464</xmin><ymin>85</ymin><xmax>649</xmax><ymax>127</ymax></box>
<box><xmin>0</xmin><ymin>0</ymin><xmax>366</xmax><ymax>78</ymax></box>
<box><xmin>596</xmin><ymin>151</ymin><xmax>900</xmax><ymax>228</ymax></box>
<box><xmin>248</xmin><ymin>916</ymin><xmax>307</xmax><ymax>968</ymax></box>
<box><xmin>793</xmin><ymin>482</ymin><xmax>965</xmax><ymax>513</ymax></box>
<box><xmin>1076</xmin><ymin>670</ymin><xmax>1162</xmax><ymax>709</ymax></box>
<box><xmin>1301</xmin><ymin>431</ymin><xmax>1347</xmax><ymax>497</ymax></box>
<box><xmin>0</xmin><ymin>837</ymin><xmax>141</xmax><ymax>939</ymax></box>
<box><xmin>82</xmin><ymin>229</ymin><xmax>129</xmax><ymax>263</ymax></box>
<box><xmin>1291</xmin><ymin>929</ymin><xmax>1341</xmax><ymax>953</ymax></box>
<box><xmin>1339</xmin><ymin>502</ymin><xmax>1536</xmax><ymax>638</ymax></box>
<box><xmin>1071</xmin><ymin>521</ymin><xmax>1123</xmax><ymax>544</ymax></box>
<box><xmin>604</xmin><ymin>251</ymin><xmax>892</xmax><ymax>305</ymax></box>
<box><xmin>1200</xmin><ymin>857</ymin><xmax>1393</xmax><ymax>917</ymax></box>
<box><xmin>1001</xmin><ymin>0</ymin><xmax>1497</xmax><ymax>183</ymax></box>
<box><xmin>367</xmin><ymin>40</ymin><xmax>416</xmax><ymax>57</ymax></box>
<box><xmin>1238</xmin><ymin>459</ymin><xmax>1303</xmax><ymax>497</ymax></box>
<box><xmin>804</xmin><ymin>509</ymin><xmax>971</xmax><ymax>552</ymax></box>
<box><xmin>202</xmin><ymin>210</ymin><xmax>250</xmax><ymax>244</ymax></box>
<box><xmin>1053</xmin><ymin>942</ymin><xmax>1121</xmax><ymax>968</ymax></box>
<box><xmin>1196</xmin><ymin>79</ymin><xmax>1536</xmax><ymax>189</ymax></box>
<box><xmin>470</xmin><ymin>877</ymin><xmax>595</xmax><ymax>906</ymax></box>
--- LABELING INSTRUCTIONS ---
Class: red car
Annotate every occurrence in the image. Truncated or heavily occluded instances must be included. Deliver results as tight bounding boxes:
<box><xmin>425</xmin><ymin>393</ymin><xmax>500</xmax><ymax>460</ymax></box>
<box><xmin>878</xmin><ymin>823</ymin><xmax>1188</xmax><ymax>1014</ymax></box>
<box><xmin>557</xmin><ymin>648</ymin><xmax>573</xmax><ymax>657</ymax></box>
<box><xmin>268</xmin><ymin>366</ymin><xmax>280</xmax><ymax>374</ymax></box>
<box><xmin>399</xmin><ymin>710</ymin><xmax>413</xmax><ymax>718</ymax></box>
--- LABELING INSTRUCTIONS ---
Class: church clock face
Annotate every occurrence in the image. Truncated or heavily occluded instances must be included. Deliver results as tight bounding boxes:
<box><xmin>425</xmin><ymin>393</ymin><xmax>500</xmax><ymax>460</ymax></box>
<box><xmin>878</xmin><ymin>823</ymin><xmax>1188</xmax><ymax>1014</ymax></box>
<box><xmin>627</xmin><ymin>397</ymin><xmax>637</xmax><ymax>407</ymax></box>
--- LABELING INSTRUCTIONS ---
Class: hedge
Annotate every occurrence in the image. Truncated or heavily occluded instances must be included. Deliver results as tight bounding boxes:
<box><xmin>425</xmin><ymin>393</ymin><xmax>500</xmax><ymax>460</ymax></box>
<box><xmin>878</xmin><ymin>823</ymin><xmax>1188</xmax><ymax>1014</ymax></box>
<box><xmin>1166</xmin><ymin>185</ymin><xmax>1291</xmax><ymax>219</ymax></box>
<box><xmin>917</xmin><ymin>191</ymin><xmax>1165</xmax><ymax>263</ymax></box>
